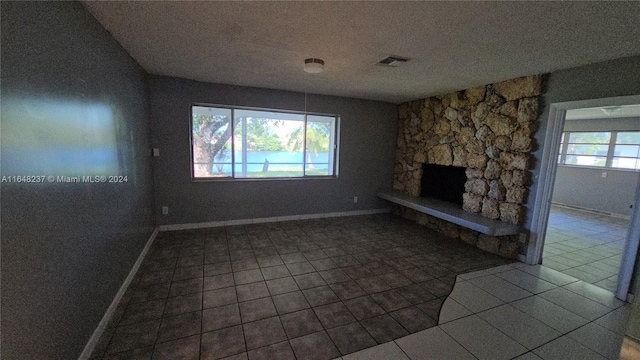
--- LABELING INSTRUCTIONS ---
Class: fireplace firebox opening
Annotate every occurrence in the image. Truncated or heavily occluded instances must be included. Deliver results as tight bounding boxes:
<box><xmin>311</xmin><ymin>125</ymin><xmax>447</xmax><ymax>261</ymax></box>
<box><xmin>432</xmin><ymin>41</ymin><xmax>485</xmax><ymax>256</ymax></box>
<box><xmin>421</xmin><ymin>164</ymin><xmax>466</xmax><ymax>205</ymax></box>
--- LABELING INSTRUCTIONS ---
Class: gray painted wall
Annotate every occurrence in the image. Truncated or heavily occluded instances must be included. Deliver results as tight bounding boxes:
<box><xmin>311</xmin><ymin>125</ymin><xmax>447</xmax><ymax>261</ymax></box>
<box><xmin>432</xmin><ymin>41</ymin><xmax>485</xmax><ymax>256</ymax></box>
<box><xmin>527</xmin><ymin>55</ymin><xmax>640</xmax><ymax>291</ymax></box>
<box><xmin>553</xmin><ymin>166</ymin><xmax>638</xmax><ymax>216</ymax></box>
<box><xmin>149</xmin><ymin>76</ymin><xmax>397</xmax><ymax>225</ymax></box>
<box><xmin>1</xmin><ymin>2</ymin><xmax>154</xmax><ymax>359</ymax></box>
<box><xmin>525</xmin><ymin>55</ymin><xmax>640</xmax><ymax>230</ymax></box>
<box><xmin>552</xmin><ymin>117</ymin><xmax>640</xmax><ymax>216</ymax></box>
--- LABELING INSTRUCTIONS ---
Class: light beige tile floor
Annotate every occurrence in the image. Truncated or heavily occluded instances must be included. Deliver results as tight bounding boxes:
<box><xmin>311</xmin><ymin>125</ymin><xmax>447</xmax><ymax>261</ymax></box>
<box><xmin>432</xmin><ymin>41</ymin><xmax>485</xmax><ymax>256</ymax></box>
<box><xmin>346</xmin><ymin>262</ymin><xmax>631</xmax><ymax>360</ymax></box>
<box><xmin>542</xmin><ymin>205</ymin><xmax>628</xmax><ymax>292</ymax></box>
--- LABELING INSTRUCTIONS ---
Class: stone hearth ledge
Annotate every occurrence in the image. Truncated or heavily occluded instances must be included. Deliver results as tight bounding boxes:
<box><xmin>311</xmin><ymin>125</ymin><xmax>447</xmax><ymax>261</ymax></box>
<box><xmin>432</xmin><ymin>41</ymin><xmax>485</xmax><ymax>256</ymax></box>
<box><xmin>378</xmin><ymin>190</ymin><xmax>520</xmax><ymax>236</ymax></box>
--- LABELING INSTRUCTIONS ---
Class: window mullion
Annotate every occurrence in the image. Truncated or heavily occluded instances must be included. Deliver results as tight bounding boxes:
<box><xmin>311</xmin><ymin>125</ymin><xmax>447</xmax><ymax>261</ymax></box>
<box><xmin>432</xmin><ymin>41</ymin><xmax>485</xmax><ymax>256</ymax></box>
<box><xmin>302</xmin><ymin>114</ymin><xmax>308</xmax><ymax>176</ymax></box>
<box><xmin>606</xmin><ymin>131</ymin><xmax>617</xmax><ymax>168</ymax></box>
<box><xmin>231</xmin><ymin>109</ymin><xmax>236</xmax><ymax>178</ymax></box>
<box><xmin>241</xmin><ymin>117</ymin><xmax>248</xmax><ymax>177</ymax></box>
<box><xmin>560</xmin><ymin>132</ymin><xmax>569</xmax><ymax>164</ymax></box>
<box><xmin>329</xmin><ymin>117</ymin><xmax>336</xmax><ymax>175</ymax></box>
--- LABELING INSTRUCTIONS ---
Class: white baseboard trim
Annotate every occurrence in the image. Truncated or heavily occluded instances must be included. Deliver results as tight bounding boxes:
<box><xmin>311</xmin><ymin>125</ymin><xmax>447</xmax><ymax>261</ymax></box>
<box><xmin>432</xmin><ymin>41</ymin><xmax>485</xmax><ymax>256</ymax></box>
<box><xmin>78</xmin><ymin>227</ymin><xmax>159</xmax><ymax>360</ymax></box>
<box><xmin>551</xmin><ymin>202</ymin><xmax>631</xmax><ymax>220</ymax></box>
<box><xmin>158</xmin><ymin>208</ymin><xmax>392</xmax><ymax>231</ymax></box>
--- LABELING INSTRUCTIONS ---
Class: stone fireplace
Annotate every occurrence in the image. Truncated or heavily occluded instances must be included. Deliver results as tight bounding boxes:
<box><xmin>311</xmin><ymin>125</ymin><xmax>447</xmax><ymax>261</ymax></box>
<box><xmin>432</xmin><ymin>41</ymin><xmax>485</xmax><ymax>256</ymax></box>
<box><xmin>392</xmin><ymin>75</ymin><xmax>542</xmax><ymax>259</ymax></box>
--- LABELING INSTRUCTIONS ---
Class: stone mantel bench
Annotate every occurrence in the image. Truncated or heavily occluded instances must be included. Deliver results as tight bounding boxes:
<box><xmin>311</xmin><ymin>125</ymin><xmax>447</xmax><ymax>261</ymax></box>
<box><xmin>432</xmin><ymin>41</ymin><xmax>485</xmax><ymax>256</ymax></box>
<box><xmin>378</xmin><ymin>190</ymin><xmax>520</xmax><ymax>236</ymax></box>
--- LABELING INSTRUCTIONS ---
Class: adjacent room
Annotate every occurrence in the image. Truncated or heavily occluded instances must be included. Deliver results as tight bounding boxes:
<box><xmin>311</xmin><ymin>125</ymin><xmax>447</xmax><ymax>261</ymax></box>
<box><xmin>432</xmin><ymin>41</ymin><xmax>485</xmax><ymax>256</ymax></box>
<box><xmin>542</xmin><ymin>105</ymin><xmax>640</xmax><ymax>292</ymax></box>
<box><xmin>2</xmin><ymin>1</ymin><xmax>640</xmax><ymax>360</ymax></box>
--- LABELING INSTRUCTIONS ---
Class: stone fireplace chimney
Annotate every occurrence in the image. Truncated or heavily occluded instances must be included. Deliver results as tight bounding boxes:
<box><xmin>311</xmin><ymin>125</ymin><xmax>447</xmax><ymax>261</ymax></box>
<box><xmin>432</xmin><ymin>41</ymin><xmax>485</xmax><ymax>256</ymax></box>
<box><xmin>394</xmin><ymin>75</ymin><xmax>541</xmax><ymax>226</ymax></box>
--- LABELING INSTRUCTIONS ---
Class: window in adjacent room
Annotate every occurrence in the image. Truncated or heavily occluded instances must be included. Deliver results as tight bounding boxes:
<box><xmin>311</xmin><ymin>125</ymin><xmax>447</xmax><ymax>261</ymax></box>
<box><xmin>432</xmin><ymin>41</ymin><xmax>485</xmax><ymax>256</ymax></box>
<box><xmin>557</xmin><ymin>131</ymin><xmax>640</xmax><ymax>170</ymax></box>
<box><xmin>191</xmin><ymin>105</ymin><xmax>338</xmax><ymax>179</ymax></box>
<box><xmin>613</xmin><ymin>132</ymin><xmax>640</xmax><ymax>170</ymax></box>
<box><xmin>563</xmin><ymin>131</ymin><xmax>610</xmax><ymax>167</ymax></box>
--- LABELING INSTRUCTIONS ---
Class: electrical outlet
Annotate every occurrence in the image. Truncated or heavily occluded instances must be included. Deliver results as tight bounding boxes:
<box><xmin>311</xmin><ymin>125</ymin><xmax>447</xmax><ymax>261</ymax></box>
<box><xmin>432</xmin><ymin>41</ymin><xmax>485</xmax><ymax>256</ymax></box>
<box><xmin>162</xmin><ymin>206</ymin><xmax>169</xmax><ymax>215</ymax></box>
<box><xmin>153</xmin><ymin>148</ymin><xmax>160</xmax><ymax>157</ymax></box>
<box><xmin>353</xmin><ymin>196</ymin><xmax>358</xmax><ymax>203</ymax></box>
<box><xmin>602</xmin><ymin>171</ymin><xmax>607</xmax><ymax>178</ymax></box>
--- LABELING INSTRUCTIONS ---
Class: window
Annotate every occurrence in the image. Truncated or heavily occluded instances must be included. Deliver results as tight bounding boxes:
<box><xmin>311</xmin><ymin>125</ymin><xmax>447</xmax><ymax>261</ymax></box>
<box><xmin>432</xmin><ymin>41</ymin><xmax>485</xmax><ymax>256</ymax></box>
<box><xmin>564</xmin><ymin>132</ymin><xmax>610</xmax><ymax>167</ymax></box>
<box><xmin>614</xmin><ymin>132</ymin><xmax>640</xmax><ymax>170</ymax></box>
<box><xmin>191</xmin><ymin>105</ymin><xmax>338</xmax><ymax>179</ymax></box>
<box><xmin>558</xmin><ymin>131</ymin><xmax>640</xmax><ymax>170</ymax></box>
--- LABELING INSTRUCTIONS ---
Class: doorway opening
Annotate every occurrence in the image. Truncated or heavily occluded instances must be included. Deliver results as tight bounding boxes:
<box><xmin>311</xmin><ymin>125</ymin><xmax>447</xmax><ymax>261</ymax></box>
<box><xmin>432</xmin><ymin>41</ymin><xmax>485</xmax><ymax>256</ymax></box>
<box><xmin>528</xmin><ymin>95</ymin><xmax>640</xmax><ymax>301</ymax></box>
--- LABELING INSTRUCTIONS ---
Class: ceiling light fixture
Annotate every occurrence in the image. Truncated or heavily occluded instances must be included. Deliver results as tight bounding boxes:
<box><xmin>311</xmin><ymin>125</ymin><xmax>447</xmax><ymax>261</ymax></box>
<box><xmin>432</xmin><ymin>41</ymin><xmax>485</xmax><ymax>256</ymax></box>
<box><xmin>304</xmin><ymin>58</ymin><xmax>324</xmax><ymax>74</ymax></box>
<box><xmin>600</xmin><ymin>106</ymin><xmax>622</xmax><ymax>116</ymax></box>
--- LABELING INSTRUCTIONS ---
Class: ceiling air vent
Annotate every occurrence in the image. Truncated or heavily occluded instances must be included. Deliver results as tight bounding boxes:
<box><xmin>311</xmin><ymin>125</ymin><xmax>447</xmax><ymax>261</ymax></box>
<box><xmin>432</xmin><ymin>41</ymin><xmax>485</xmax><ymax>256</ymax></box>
<box><xmin>377</xmin><ymin>55</ymin><xmax>409</xmax><ymax>67</ymax></box>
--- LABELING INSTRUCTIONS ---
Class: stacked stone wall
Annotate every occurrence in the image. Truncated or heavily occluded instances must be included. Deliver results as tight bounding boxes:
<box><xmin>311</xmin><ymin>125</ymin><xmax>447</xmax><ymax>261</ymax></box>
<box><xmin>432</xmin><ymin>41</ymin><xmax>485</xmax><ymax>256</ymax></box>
<box><xmin>393</xmin><ymin>75</ymin><xmax>542</xmax><ymax>258</ymax></box>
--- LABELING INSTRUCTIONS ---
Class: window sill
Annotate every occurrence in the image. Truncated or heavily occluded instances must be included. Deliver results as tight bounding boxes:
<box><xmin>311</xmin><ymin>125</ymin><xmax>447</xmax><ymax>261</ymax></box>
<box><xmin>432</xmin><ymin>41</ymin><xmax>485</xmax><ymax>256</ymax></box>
<box><xmin>192</xmin><ymin>176</ymin><xmax>338</xmax><ymax>182</ymax></box>
<box><xmin>557</xmin><ymin>164</ymin><xmax>639</xmax><ymax>172</ymax></box>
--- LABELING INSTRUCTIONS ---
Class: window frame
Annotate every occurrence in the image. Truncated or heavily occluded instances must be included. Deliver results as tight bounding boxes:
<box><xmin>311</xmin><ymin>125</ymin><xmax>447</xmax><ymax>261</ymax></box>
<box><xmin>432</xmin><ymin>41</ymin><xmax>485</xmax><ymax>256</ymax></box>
<box><xmin>557</xmin><ymin>130</ymin><xmax>640</xmax><ymax>171</ymax></box>
<box><xmin>190</xmin><ymin>103</ymin><xmax>340</xmax><ymax>181</ymax></box>
<box><xmin>612</xmin><ymin>131</ymin><xmax>640</xmax><ymax>170</ymax></box>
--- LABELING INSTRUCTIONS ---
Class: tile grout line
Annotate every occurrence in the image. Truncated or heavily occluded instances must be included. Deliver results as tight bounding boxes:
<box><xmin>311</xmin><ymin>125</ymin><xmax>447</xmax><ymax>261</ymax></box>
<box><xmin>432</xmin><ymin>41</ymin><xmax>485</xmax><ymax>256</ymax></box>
<box><xmin>505</xmin><ymin>313</ymin><xmax>610</xmax><ymax>360</ymax></box>
<box><xmin>150</xmin><ymin>234</ymin><xmax>180</xmax><ymax>357</ymax></box>
<box><xmin>433</xmin><ymin>314</ymin><xmax>483</xmax><ymax>360</ymax></box>
<box><xmin>227</xmin><ymin>229</ymin><xmax>248</xmax><ymax>359</ymax></box>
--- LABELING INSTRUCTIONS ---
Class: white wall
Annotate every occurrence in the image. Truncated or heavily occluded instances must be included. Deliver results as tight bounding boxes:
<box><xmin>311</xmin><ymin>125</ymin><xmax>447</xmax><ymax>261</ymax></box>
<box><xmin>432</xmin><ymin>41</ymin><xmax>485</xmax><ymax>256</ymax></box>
<box><xmin>552</xmin><ymin>117</ymin><xmax>640</xmax><ymax>216</ymax></box>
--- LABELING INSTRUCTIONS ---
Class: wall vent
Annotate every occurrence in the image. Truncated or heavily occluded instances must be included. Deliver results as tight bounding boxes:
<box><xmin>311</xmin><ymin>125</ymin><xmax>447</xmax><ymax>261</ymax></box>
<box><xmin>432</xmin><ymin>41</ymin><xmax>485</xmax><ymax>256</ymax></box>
<box><xmin>377</xmin><ymin>55</ymin><xmax>409</xmax><ymax>67</ymax></box>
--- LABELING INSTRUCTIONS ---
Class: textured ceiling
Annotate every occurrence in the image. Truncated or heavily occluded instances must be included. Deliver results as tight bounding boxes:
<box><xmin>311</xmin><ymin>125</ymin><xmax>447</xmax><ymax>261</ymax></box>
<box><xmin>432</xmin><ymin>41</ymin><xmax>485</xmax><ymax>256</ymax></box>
<box><xmin>84</xmin><ymin>1</ymin><xmax>640</xmax><ymax>104</ymax></box>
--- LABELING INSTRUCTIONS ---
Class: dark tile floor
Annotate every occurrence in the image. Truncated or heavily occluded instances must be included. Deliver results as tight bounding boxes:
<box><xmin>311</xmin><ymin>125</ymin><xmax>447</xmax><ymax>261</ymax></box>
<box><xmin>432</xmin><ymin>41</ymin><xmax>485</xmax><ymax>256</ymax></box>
<box><xmin>90</xmin><ymin>214</ymin><xmax>511</xmax><ymax>360</ymax></box>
